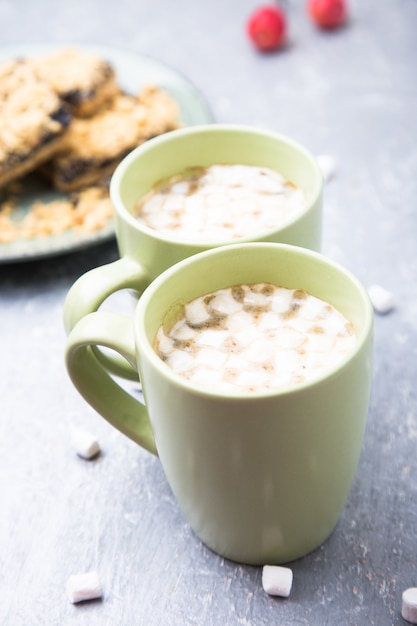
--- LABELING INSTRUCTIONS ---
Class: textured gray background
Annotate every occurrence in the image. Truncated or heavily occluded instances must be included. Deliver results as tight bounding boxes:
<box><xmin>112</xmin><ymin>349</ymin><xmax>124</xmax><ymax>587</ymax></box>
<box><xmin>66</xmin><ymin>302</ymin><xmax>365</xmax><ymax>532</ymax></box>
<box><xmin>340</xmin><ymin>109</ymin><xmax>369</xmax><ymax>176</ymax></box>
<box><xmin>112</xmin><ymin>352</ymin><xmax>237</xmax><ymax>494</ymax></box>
<box><xmin>1</xmin><ymin>0</ymin><xmax>416</xmax><ymax>624</ymax></box>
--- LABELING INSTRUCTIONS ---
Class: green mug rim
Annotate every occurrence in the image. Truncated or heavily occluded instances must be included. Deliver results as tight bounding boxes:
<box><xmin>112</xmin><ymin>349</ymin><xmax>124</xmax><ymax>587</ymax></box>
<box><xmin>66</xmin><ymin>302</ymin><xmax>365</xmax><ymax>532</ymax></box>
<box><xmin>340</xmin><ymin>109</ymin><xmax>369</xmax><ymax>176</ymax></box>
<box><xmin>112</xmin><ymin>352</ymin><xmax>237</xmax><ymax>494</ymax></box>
<box><xmin>135</xmin><ymin>242</ymin><xmax>373</xmax><ymax>400</ymax></box>
<box><xmin>109</xmin><ymin>123</ymin><xmax>323</xmax><ymax>247</ymax></box>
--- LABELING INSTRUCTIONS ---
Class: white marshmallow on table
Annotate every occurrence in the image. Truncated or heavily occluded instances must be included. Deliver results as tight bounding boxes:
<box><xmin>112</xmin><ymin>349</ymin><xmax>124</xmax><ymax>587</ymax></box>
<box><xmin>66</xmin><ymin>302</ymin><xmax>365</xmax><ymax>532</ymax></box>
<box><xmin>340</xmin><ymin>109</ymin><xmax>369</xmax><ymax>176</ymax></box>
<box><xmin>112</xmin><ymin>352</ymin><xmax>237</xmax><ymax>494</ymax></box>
<box><xmin>402</xmin><ymin>588</ymin><xmax>417</xmax><ymax>623</ymax></box>
<box><xmin>316</xmin><ymin>154</ymin><xmax>336</xmax><ymax>182</ymax></box>
<box><xmin>262</xmin><ymin>565</ymin><xmax>293</xmax><ymax>597</ymax></box>
<box><xmin>66</xmin><ymin>571</ymin><xmax>102</xmax><ymax>604</ymax></box>
<box><xmin>71</xmin><ymin>428</ymin><xmax>101</xmax><ymax>460</ymax></box>
<box><xmin>367</xmin><ymin>284</ymin><xmax>395</xmax><ymax>314</ymax></box>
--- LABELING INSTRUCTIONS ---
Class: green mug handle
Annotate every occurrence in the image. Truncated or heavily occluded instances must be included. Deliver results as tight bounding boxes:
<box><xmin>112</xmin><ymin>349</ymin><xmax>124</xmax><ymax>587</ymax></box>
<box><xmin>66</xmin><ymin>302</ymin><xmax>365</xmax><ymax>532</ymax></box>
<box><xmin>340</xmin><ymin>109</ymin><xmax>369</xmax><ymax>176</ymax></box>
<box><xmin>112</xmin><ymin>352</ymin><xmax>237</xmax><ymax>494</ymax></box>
<box><xmin>63</xmin><ymin>257</ymin><xmax>149</xmax><ymax>381</ymax></box>
<box><xmin>65</xmin><ymin>310</ymin><xmax>157</xmax><ymax>455</ymax></box>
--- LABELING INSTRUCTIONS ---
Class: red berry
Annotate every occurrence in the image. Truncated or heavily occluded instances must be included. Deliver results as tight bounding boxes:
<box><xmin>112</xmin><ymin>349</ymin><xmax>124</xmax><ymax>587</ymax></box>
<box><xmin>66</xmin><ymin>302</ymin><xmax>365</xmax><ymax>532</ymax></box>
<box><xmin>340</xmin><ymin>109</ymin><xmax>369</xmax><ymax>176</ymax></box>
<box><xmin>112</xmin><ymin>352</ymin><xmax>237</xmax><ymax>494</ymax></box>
<box><xmin>308</xmin><ymin>0</ymin><xmax>348</xmax><ymax>29</ymax></box>
<box><xmin>247</xmin><ymin>5</ymin><xmax>287</xmax><ymax>52</ymax></box>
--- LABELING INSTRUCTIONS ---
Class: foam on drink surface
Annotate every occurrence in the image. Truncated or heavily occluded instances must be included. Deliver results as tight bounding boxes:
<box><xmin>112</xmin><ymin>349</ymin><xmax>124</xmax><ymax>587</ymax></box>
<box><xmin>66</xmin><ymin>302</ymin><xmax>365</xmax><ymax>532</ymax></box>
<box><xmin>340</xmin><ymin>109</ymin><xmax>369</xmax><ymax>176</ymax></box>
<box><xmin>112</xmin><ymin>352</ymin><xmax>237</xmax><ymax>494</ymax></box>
<box><xmin>154</xmin><ymin>283</ymin><xmax>357</xmax><ymax>393</ymax></box>
<box><xmin>134</xmin><ymin>164</ymin><xmax>306</xmax><ymax>241</ymax></box>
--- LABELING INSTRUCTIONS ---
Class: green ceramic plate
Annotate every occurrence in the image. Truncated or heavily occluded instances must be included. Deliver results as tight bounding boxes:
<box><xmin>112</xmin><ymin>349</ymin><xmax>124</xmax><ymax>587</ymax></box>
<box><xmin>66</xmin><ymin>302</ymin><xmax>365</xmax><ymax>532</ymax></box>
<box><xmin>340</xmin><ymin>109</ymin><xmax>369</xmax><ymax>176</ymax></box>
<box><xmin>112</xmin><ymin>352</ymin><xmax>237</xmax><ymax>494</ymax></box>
<box><xmin>0</xmin><ymin>43</ymin><xmax>213</xmax><ymax>264</ymax></box>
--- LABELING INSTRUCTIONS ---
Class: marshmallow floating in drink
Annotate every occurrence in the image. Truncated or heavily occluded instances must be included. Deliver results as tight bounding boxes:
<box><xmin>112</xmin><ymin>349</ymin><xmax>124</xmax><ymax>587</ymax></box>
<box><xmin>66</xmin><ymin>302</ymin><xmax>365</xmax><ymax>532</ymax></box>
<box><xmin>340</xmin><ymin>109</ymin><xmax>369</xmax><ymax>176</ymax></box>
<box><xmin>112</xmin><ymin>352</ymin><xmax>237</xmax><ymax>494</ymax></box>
<box><xmin>154</xmin><ymin>282</ymin><xmax>357</xmax><ymax>393</ymax></box>
<box><xmin>135</xmin><ymin>164</ymin><xmax>306</xmax><ymax>242</ymax></box>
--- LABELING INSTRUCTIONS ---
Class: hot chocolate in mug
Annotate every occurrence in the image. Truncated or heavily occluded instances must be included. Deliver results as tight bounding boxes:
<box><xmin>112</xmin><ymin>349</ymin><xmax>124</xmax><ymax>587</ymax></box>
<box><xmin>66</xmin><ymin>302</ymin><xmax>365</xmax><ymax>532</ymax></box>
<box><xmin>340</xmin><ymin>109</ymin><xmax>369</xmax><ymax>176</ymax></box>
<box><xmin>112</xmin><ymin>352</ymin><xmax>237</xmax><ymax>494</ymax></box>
<box><xmin>63</xmin><ymin>124</ymin><xmax>323</xmax><ymax>377</ymax></box>
<box><xmin>65</xmin><ymin>243</ymin><xmax>373</xmax><ymax>565</ymax></box>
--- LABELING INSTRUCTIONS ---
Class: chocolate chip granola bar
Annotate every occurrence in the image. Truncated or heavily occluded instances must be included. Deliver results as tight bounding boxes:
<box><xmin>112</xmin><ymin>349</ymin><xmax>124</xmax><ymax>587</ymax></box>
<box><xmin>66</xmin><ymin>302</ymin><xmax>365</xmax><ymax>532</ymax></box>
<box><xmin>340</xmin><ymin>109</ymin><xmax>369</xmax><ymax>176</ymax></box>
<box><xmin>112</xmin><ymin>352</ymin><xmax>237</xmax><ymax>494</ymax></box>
<box><xmin>43</xmin><ymin>85</ymin><xmax>180</xmax><ymax>192</ymax></box>
<box><xmin>0</xmin><ymin>183</ymin><xmax>113</xmax><ymax>243</ymax></box>
<box><xmin>30</xmin><ymin>47</ymin><xmax>119</xmax><ymax>118</ymax></box>
<box><xmin>0</xmin><ymin>59</ymin><xmax>71</xmax><ymax>189</ymax></box>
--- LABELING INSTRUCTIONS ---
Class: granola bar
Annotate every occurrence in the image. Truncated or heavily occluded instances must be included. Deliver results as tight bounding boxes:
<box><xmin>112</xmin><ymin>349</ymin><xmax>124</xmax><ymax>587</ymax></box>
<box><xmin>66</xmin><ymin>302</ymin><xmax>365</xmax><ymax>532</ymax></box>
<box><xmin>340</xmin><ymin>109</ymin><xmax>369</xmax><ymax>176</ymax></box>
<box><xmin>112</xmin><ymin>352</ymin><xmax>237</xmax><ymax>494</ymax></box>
<box><xmin>0</xmin><ymin>59</ymin><xmax>71</xmax><ymax>189</ymax></box>
<box><xmin>0</xmin><ymin>183</ymin><xmax>113</xmax><ymax>243</ymax></box>
<box><xmin>43</xmin><ymin>85</ymin><xmax>180</xmax><ymax>192</ymax></box>
<box><xmin>30</xmin><ymin>47</ymin><xmax>119</xmax><ymax>118</ymax></box>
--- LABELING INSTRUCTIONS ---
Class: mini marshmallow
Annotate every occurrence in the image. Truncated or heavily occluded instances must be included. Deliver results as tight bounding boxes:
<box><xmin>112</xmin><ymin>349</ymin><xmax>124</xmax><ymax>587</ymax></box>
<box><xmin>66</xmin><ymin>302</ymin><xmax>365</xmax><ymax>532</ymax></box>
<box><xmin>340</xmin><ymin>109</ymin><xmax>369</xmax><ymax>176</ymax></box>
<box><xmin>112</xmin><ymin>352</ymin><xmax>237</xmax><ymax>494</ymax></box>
<box><xmin>402</xmin><ymin>588</ymin><xmax>417</xmax><ymax>624</ymax></box>
<box><xmin>262</xmin><ymin>565</ymin><xmax>293</xmax><ymax>597</ymax></box>
<box><xmin>367</xmin><ymin>284</ymin><xmax>395</xmax><ymax>314</ymax></box>
<box><xmin>66</xmin><ymin>571</ymin><xmax>102</xmax><ymax>604</ymax></box>
<box><xmin>316</xmin><ymin>154</ymin><xmax>336</xmax><ymax>182</ymax></box>
<box><xmin>71</xmin><ymin>428</ymin><xmax>101</xmax><ymax>460</ymax></box>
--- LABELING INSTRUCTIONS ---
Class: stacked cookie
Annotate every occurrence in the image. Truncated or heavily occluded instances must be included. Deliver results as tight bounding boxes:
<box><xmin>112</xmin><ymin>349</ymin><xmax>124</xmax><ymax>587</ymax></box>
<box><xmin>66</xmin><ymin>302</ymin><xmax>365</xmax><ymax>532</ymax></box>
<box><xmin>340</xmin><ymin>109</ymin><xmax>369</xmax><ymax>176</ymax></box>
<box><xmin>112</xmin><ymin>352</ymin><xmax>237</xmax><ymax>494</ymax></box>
<box><xmin>0</xmin><ymin>47</ymin><xmax>180</xmax><ymax>192</ymax></box>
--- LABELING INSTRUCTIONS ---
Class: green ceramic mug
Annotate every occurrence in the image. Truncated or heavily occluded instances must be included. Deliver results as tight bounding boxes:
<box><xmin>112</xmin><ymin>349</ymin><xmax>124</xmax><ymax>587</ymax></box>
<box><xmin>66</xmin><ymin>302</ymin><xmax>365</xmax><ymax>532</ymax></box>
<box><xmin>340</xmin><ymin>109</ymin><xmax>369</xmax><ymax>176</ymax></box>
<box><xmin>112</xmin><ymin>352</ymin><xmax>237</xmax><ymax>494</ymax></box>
<box><xmin>63</xmin><ymin>124</ymin><xmax>323</xmax><ymax>378</ymax></box>
<box><xmin>65</xmin><ymin>243</ymin><xmax>373</xmax><ymax>565</ymax></box>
